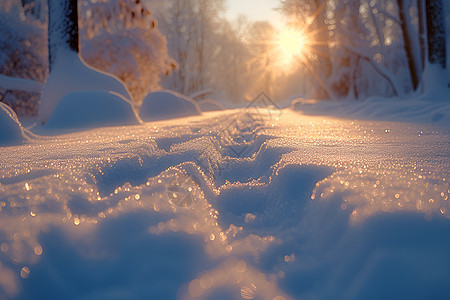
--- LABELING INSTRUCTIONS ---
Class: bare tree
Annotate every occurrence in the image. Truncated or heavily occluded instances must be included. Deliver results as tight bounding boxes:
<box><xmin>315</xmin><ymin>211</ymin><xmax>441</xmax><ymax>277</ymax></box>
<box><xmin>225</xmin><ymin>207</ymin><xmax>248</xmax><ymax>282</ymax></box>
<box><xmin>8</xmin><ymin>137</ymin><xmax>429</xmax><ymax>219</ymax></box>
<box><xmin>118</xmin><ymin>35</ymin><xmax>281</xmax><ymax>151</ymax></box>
<box><xmin>212</xmin><ymin>16</ymin><xmax>252</xmax><ymax>102</ymax></box>
<box><xmin>154</xmin><ymin>0</ymin><xmax>225</xmax><ymax>96</ymax></box>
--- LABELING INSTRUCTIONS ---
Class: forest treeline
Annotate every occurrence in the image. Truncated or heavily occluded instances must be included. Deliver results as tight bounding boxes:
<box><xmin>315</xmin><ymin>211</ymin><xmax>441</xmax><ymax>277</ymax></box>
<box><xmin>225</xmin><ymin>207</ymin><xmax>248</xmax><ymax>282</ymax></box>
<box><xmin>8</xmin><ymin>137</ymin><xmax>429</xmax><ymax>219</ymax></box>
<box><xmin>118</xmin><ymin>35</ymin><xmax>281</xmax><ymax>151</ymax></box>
<box><xmin>0</xmin><ymin>0</ymin><xmax>447</xmax><ymax>116</ymax></box>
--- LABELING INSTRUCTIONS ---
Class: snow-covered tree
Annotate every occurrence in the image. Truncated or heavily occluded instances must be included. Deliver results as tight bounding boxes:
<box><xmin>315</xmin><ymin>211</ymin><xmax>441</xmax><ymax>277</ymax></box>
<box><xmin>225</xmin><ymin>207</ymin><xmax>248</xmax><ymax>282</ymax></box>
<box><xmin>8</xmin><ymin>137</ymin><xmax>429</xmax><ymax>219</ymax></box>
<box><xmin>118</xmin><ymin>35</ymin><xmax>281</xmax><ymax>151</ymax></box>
<box><xmin>389</xmin><ymin>0</ymin><xmax>447</xmax><ymax>94</ymax></box>
<box><xmin>47</xmin><ymin>0</ymin><xmax>79</xmax><ymax>72</ymax></box>
<box><xmin>0</xmin><ymin>0</ymin><xmax>47</xmax><ymax>116</ymax></box>
<box><xmin>212</xmin><ymin>16</ymin><xmax>253</xmax><ymax>102</ymax></box>
<box><xmin>2</xmin><ymin>0</ymin><xmax>176</xmax><ymax>117</ymax></box>
<box><xmin>151</xmin><ymin>0</ymin><xmax>225</xmax><ymax>97</ymax></box>
<box><xmin>39</xmin><ymin>0</ymin><xmax>131</xmax><ymax>124</ymax></box>
<box><xmin>189</xmin><ymin>0</ymin><xmax>225</xmax><ymax>93</ymax></box>
<box><xmin>80</xmin><ymin>0</ymin><xmax>175</xmax><ymax>103</ymax></box>
<box><xmin>398</xmin><ymin>0</ymin><xmax>421</xmax><ymax>91</ymax></box>
<box><xmin>420</xmin><ymin>0</ymin><xmax>448</xmax><ymax>97</ymax></box>
<box><xmin>277</xmin><ymin>0</ymin><xmax>443</xmax><ymax>100</ymax></box>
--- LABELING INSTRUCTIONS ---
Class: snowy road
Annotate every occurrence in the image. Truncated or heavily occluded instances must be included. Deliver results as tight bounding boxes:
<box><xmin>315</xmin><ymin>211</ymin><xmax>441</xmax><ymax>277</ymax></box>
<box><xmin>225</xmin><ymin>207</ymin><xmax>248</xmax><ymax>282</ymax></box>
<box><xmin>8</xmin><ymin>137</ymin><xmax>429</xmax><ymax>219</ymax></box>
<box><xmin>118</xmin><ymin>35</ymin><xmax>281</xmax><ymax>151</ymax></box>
<box><xmin>1</xmin><ymin>109</ymin><xmax>449</xmax><ymax>299</ymax></box>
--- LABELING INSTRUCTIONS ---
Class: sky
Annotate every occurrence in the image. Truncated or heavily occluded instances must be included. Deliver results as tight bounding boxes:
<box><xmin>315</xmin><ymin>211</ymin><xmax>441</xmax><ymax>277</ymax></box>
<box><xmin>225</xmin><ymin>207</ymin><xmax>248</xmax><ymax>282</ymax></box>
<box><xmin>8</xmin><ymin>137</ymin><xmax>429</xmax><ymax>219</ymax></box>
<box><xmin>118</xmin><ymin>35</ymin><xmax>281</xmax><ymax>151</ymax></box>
<box><xmin>226</xmin><ymin>0</ymin><xmax>283</xmax><ymax>28</ymax></box>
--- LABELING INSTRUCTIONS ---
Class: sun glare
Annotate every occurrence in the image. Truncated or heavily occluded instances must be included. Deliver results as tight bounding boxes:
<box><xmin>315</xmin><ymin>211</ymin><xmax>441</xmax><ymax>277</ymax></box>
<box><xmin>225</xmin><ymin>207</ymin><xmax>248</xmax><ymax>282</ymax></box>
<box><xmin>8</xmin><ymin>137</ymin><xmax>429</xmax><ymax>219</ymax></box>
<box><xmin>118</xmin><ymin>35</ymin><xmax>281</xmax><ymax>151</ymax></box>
<box><xmin>274</xmin><ymin>27</ymin><xmax>308</xmax><ymax>69</ymax></box>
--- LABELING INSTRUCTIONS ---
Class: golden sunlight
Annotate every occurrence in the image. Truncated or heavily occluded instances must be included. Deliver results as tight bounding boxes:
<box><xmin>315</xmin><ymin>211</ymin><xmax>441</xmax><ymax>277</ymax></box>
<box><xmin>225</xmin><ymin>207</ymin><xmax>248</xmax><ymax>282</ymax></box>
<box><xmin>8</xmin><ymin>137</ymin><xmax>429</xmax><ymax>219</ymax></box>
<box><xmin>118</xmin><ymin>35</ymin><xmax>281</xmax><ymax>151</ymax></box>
<box><xmin>276</xmin><ymin>27</ymin><xmax>307</xmax><ymax>67</ymax></box>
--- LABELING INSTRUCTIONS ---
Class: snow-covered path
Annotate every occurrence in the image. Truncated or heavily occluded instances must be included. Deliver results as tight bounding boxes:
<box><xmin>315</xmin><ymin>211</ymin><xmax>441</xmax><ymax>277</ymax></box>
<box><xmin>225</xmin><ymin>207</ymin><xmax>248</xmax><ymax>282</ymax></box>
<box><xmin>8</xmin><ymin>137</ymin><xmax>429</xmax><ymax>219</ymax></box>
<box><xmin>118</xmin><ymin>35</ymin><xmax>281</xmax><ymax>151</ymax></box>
<box><xmin>1</xmin><ymin>109</ymin><xmax>449</xmax><ymax>299</ymax></box>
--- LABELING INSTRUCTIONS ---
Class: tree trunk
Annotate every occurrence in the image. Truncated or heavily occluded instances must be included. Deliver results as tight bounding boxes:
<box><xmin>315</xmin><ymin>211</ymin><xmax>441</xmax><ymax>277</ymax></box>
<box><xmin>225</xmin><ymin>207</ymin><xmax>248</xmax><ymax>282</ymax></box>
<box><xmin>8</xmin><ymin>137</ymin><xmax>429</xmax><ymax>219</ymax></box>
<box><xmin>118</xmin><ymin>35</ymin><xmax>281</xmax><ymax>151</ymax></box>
<box><xmin>398</xmin><ymin>0</ymin><xmax>420</xmax><ymax>91</ymax></box>
<box><xmin>417</xmin><ymin>0</ymin><xmax>426</xmax><ymax>72</ymax></box>
<box><xmin>47</xmin><ymin>0</ymin><xmax>79</xmax><ymax>73</ymax></box>
<box><xmin>425</xmin><ymin>0</ymin><xmax>446</xmax><ymax>68</ymax></box>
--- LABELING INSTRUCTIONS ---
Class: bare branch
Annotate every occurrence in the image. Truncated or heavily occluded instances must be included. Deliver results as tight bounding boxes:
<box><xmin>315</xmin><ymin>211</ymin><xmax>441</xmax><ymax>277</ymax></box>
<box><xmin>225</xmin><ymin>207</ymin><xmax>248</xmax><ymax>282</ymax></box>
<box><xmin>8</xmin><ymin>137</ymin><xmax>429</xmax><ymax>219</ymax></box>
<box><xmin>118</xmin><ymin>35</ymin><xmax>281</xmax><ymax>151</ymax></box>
<box><xmin>344</xmin><ymin>46</ymin><xmax>400</xmax><ymax>97</ymax></box>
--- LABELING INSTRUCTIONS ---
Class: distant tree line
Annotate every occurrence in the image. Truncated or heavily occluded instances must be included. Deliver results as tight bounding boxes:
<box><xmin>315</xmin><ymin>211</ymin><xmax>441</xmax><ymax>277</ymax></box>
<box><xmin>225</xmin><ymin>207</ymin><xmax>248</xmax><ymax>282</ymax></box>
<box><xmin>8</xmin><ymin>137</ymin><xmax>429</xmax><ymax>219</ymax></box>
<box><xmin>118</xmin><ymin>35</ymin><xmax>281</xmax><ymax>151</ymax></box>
<box><xmin>0</xmin><ymin>0</ymin><xmax>173</xmax><ymax>115</ymax></box>
<box><xmin>1</xmin><ymin>0</ymin><xmax>446</xmax><ymax>117</ymax></box>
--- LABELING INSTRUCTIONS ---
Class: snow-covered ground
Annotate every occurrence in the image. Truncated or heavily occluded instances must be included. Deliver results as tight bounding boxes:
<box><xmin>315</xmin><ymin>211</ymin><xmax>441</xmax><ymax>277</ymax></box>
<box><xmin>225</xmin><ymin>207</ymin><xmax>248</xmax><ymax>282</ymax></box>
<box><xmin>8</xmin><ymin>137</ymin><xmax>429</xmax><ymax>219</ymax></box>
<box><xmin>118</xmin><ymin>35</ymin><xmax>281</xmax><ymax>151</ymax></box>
<box><xmin>0</xmin><ymin>107</ymin><xmax>449</xmax><ymax>299</ymax></box>
<box><xmin>291</xmin><ymin>96</ymin><xmax>450</xmax><ymax>127</ymax></box>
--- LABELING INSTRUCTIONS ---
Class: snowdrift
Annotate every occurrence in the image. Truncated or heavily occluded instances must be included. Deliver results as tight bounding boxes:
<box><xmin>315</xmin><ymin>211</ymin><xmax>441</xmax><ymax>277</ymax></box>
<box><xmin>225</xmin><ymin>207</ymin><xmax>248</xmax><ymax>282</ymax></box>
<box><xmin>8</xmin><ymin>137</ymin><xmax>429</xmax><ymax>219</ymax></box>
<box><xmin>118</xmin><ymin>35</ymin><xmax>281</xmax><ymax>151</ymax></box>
<box><xmin>198</xmin><ymin>99</ymin><xmax>226</xmax><ymax>111</ymax></box>
<box><xmin>139</xmin><ymin>90</ymin><xmax>201</xmax><ymax>121</ymax></box>
<box><xmin>43</xmin><ymin>90</ymin><xmax>140</xmax><ymax>131</ymax></box>
<box><xmin>0</xmin><ymin>74</ymin><xmax>42</xmax><ymax>93</ymax></box>
<box><xmin>0</xmin><ymin>102</ymin><xmax>29</xmax><ymax>146</ymax></box>
<box><xmin>292</xmin><ymin>96</ymin><xmax>450</xmax><ymax>126</ymax></box>
<box><xmin>39</xmin><ymin>52</ymin><xmax>132</xmax><ymax>124</ymax></box>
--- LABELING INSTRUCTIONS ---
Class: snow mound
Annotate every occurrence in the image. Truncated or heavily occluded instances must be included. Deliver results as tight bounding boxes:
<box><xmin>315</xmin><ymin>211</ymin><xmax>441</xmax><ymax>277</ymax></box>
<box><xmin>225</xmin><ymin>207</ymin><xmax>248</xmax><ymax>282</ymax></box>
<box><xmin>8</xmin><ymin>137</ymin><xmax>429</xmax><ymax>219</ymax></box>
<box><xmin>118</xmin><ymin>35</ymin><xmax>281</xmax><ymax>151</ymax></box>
<box><xmin>198</xmin><ymin>99</ymin><xmax>226</xmax><ymax>111</ymax></box>
<box><xmin>43</xmin><ymin>90</ymin><xmax>140</xmax><ymax>131</ymax></box>
<box><xmin>0</xmin><ymin>74</ymin><xmax>42</xmax><ymax>93</ymax></box>
<box><xmin>139</xmin><ymin>90</ymin><xmax>201</xmax><ymax>121</ymax></box>
<box><xmin>39</xmin><ymin>52</ymin><xmax>132</xmax><ymax>124</ymax></box>
<box><xmin>421</xmin><ymin>63</ymin><xmax>450</xmax><ymax>101</ymax></box>
<box><xmin>290</xmin><ymin>98</ymin><xmax>318</xmax><ymax>111</ymax></box>
<box><xmin>0</xmin><ymin>102</ymin><xmax>28</xmax><ymax>146</ymax></box>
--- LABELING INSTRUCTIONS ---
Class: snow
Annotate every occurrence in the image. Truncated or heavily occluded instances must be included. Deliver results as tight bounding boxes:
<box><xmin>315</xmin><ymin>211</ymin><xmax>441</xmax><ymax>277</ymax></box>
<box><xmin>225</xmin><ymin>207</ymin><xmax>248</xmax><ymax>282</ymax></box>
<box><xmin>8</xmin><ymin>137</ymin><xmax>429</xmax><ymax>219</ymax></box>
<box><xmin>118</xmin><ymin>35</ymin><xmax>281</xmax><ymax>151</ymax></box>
<box><xmin>197</xmin><ymin>99</ymin><xmax>226</xmax><ymax>112</ymax></box>
<box><xmin>0</xmin><ymin>74</ymin><xmax>42</xmax><ymax>93</ymax></box>
<box><xmin>421</xmin><ymin>63</ymin><xmax>450</xmax><ymax>101</ymax></box>
<box><xmin>0</xmin><ymin>102</ymin><xmax>29</xmax><ymax>146</ymax></box>
<box><xmin>139</xmin><ymin>89</ymin><xmax>201</xmax><ymax>121</ymax></box>
<box><xmin>0</xmin><ymin>107</ymin><xmax>449</xmax><ymax>299</ymax></box>
<box><xmin>38</xmin><ymin>51</ymin><xmax>132</xmax><ymax>124</ymax></box>
<box><xmin>3</xmin><ymin>1</ymin><xmax>448</xmax><ymax>297</ymax></box>
<box><xmin>292</xmin><ymin>95</ymin><xmax>450</xmax><ymax>126</ymax></box>
<box><xmin>41</xmin><ymin>90</ymin><xmax>140</xmax><ymax>132</ymax></box>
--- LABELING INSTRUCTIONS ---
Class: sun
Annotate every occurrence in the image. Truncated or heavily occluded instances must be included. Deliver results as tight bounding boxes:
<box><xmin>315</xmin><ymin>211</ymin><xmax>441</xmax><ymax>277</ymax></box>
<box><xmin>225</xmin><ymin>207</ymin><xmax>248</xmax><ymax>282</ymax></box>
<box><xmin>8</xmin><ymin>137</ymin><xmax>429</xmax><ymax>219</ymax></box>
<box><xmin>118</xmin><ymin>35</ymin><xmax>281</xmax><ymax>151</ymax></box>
<box><xmin>275</xmin><ymin>27</ymin><xmax>308</xmax><ymax>68</ymax></box>
<box><xmin>279</xmin><ymin>29</ymin><xmax>305</xmax><ymax>57</ymax></box>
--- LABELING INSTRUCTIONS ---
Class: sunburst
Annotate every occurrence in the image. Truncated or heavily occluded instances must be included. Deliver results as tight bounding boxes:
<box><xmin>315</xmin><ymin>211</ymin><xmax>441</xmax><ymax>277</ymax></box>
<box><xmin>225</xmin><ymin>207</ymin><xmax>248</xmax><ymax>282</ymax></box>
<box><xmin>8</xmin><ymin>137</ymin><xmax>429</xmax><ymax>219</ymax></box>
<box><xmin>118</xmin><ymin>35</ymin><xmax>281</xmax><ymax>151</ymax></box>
<box><xmin>275</xmin><ymin>26</ymin><xmax>309</xmax><ymax>68</ymax></box>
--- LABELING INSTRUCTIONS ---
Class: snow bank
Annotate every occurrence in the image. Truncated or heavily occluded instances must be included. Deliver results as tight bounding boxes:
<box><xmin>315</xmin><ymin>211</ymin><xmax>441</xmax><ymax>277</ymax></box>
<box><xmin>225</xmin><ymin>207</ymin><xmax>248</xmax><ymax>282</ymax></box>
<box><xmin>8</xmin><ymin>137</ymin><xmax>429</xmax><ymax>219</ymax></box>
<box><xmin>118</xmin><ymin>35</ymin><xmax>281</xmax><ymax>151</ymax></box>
<box><xmin>0</xmin><ymin>102</ymin><xmax>29</xmax><ymax>146</ymax></box>
<box><xmin>42</xmin><ymin>90</ymin><xmax>140</xmax><ymax>131</ymax></box>
<box><xmin>39</xmin><ymin>52</ymin><xmax>132</xmax><ymax>124</ymax></box>
<box><xmin>139</xmin><ymin>90</ymin><xmax>201</xmax><ymax>121</ymax></box>
<box><xmin>421</xmin><ymin>63</ymin><xmax>450</xmax><ymax>102</ymax></box>
<box><xmin>0</xmin><ymin>74</ymin><xmax>42</xmax><ymax>93</ymax></box>
<box><xmin>197</xmin><ymin>99</ymin><xmax>226</xmax><ymax>111</ymax></box>
<box><xmin>292</xmin><ymin>96</ymin><xmax>450</xmax><ymax>127</ymax></box>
